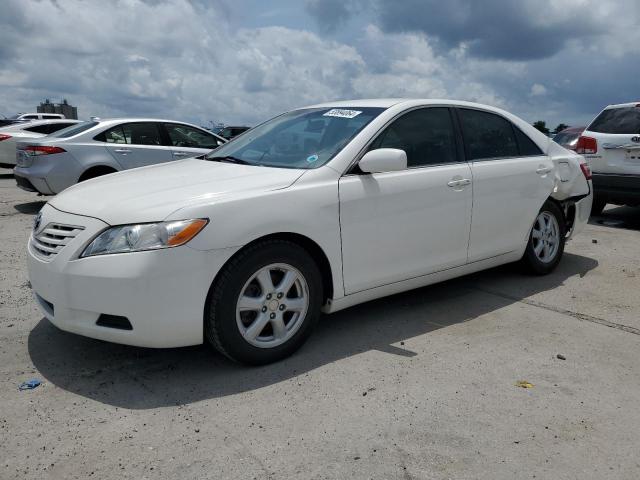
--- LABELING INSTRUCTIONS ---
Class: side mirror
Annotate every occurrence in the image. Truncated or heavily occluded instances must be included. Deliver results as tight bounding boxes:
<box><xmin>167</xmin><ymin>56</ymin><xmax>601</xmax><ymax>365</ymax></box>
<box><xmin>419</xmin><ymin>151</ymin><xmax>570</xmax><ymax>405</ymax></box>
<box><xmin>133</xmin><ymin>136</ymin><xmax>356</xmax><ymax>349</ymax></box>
<box><xmin>358</xmin><ymin>148</ymin><xmax>407</xmax><ymax>173</ymax></box>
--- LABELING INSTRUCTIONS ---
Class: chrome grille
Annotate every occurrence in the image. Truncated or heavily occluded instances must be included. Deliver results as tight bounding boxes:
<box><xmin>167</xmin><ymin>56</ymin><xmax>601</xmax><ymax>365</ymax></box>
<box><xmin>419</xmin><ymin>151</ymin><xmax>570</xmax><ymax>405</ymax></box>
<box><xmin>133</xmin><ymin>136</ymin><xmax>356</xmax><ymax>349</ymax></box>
<box><xmin>31</xmin><ymin>223</ymin><xmax>84</xmax><ymax>260</ymax></box>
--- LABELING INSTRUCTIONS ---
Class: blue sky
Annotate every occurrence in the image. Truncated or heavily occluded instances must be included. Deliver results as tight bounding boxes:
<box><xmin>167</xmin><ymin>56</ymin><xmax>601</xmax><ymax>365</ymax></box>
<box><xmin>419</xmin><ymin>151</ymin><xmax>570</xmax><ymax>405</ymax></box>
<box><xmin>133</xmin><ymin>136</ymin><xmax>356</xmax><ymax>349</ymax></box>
<box><xmin>1</xmin><ymin>0</ymin><xmax>638</xmax><ymax>129</ymax></box>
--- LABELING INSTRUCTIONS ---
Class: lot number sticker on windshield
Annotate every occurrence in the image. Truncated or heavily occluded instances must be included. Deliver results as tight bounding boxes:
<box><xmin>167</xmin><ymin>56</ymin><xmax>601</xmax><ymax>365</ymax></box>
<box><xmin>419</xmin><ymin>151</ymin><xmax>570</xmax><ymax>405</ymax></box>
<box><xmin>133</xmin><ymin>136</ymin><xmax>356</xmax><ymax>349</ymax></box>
<box><xmin>323</xmin><ymin>109</ymin><xmax>362</xmax><ymax>119</ymax></box>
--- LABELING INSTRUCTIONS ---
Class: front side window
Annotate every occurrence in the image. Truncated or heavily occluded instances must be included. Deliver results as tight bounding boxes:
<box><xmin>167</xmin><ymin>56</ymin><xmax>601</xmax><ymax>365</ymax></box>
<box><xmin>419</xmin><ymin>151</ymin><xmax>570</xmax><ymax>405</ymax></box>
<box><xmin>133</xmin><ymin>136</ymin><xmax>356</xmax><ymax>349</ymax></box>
<box><xmin>588</xmin><ymin>107</ymin><xmax>640</xmax><ymax>134</ymax></box>
<box><xmin>165</xmin><ymin>123</ymin><xmax>220</xmax><ymax>149</ymax></box>
<box><xmin>459</xmin><ymin>109</ymin><xmax>518</xmax><ymax>160</ymax></box>
<box><xmin>370</xmin><ymin>107</ymin><xmax>458</xmax><ymax>167</ymax></box>
<box><xmin>205</xmin><ymin>107</ymin><xmax>385</xmax><ymax>169</ymax></box>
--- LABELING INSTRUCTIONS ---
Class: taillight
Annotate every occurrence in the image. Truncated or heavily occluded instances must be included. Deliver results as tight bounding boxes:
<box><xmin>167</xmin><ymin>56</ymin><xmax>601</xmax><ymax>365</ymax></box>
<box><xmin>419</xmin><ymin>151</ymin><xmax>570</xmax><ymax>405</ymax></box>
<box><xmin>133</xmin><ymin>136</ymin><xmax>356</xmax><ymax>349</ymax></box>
<box><xmin>0</xmin><ymin>134</ymin><xmax>11</xmax><ymax>141</ymax></box>
<box><xmin>21</xmin><ymin>145</ymin><xmax>66</xmax><ymax>156</ymax></box>
<box><xmin>576</xmin><ymin>136</ymin><xmax>597</xmax><ymax>154</ymax></box>
<box><xmin>580</xmin><ymin>162</ymin><xmax>592</xmax><ymax>180</ymax></box>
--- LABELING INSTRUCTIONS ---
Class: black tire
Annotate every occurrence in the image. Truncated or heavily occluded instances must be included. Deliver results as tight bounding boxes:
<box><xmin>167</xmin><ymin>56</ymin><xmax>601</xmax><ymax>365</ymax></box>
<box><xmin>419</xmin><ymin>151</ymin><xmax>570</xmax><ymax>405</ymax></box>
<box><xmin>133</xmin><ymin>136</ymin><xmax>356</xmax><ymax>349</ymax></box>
<box><xmin>590</xmin><ymin>196</ymin><xmax>607</xmax><ymax>216</ymax></box>
<box><xmin>521</xmin><ymin>201</ymin><xmax>566</xmax><ymax>275</ymax></box>
<box><xmin>205</xmin><ymin>239</ymin><xmax>323</xmax><ymax>365</ymax></box>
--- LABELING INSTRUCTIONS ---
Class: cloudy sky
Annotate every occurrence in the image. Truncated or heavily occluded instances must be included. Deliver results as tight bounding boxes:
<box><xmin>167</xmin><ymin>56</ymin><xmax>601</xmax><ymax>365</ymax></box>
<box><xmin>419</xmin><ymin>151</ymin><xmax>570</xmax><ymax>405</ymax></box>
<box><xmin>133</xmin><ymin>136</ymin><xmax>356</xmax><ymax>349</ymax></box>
<box><xmin>1</xmin><ymin>0</ymin><xmax>638</xmax><ymax>129</ymax></box>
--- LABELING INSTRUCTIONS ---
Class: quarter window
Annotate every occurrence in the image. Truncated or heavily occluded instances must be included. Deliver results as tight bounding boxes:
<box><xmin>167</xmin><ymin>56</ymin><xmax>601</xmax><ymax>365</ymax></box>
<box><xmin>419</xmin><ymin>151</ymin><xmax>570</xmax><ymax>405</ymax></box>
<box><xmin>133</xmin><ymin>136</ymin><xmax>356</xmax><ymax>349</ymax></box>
<box><xmin>164</xmin><ymin>124</ymin><xmax>220</xmax><ymax>149</ymax></box>
<box><xmin>459</xmin><ymin>109</ymin><xmax>518</xmax><ymax>160</ymax></box>
<box><xmin>370</xmin><ymin>107</ymin><xmax>458</xmax><ymax>167</ymax></box>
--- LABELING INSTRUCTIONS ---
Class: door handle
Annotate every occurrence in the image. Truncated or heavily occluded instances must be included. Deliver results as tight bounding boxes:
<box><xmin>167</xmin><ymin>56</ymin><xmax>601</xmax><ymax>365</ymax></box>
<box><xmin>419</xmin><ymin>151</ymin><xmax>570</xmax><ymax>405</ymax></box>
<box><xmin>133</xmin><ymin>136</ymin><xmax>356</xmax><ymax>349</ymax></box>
<box><xmin>447</xmin><ymin>178</ymin><xmax>471</xmax><ymax>188</ymax></box>
<box><xmin>173</xmin><ymin>152</ymin><xmax>189</xmax><ymax>157</ymax></box>
<box><xmin>536</xmin><ymin>166</ymin><xmax>552</xmax><ymax>175</ymax></box>
<box><xmin>114</xmin><ymin>148</ymin><xmax>131</xmax><ymax>154</ymax></box>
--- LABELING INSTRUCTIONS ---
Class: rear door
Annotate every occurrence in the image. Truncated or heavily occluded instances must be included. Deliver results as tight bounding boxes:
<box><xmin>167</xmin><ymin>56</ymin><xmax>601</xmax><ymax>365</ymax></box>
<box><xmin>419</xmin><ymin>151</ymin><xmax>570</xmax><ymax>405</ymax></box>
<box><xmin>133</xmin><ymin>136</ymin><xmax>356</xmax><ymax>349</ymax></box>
<box><xmin>583</xmin><ymin>106</ymin><xmax>640</xmax><ymax>176</ymax></box>
<box><xmin>458</xmin><ymin>108</ymin><xmax>554</xmax><ymax>262</ymax></box>
<box><xmin>162</xmin><ymin>123</ymin><xmax>224</xmax><ymax>160</ymax></box>
<box><xmin>104</xmin><ymin>122</ymin><xmax>172</xmax><ymax>169</ymax></box>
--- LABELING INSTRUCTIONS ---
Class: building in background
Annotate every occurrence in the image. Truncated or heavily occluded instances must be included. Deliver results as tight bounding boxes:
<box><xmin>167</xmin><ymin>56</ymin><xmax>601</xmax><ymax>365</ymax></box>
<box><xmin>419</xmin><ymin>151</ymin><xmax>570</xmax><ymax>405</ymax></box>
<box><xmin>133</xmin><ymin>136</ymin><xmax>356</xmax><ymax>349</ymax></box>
<box><xmin>37</xmin><ymin>99</ymin><xmax>78</xmax><ymax>119</ymax></box>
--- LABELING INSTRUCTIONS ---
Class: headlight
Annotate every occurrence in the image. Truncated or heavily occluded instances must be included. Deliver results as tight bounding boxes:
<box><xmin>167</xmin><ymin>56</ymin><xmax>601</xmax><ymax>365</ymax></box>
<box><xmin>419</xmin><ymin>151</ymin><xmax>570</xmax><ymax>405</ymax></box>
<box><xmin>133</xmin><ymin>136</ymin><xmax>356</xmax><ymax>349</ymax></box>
<box><xmin>81</xmin><ymin>219</ymin><xmax>208</xmax><ymax>257</ymax></box>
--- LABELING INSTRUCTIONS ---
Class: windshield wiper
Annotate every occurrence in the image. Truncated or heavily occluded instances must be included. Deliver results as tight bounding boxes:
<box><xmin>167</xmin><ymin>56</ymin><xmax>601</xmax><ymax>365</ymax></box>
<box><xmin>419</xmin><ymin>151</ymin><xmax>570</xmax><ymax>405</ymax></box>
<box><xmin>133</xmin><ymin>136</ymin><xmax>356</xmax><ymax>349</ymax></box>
<box><xmin>206</xmin><ymin>155</ymin><xmax>251</xmax><ymax>165</ymax></box>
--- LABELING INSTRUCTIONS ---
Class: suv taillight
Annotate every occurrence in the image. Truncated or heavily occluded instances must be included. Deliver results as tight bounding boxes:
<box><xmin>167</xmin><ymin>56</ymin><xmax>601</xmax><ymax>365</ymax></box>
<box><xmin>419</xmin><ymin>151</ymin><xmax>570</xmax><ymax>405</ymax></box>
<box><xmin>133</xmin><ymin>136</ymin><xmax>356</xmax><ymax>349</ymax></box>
<box><xmin>576</xmin><ymin>136</ymin><xmax>597</xmax><ymax>155</ymax></box>
<box><xmin>580</xmin><ymin>162</ymin><xmax>592</xmax><ymax>180</ymax></box>
<box><xmin>21</xmin><ymin>145</ymin><xmax>66</xmax><ymax>156</ymax></box>
<box><xmin>0</xmin><ymin>134</ymin><xmax>11</xmax><ymax>141</ymax></box>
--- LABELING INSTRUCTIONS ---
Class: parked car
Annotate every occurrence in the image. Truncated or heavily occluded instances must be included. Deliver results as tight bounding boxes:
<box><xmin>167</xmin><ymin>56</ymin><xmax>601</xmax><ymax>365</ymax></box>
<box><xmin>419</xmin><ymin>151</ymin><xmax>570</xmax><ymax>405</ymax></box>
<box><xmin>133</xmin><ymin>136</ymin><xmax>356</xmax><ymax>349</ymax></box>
<box><xmin>26</xmin><ymin>99</ymin><xmax>592</xmax><ymax>365</ymax></box>
<box><xmin>217</xmin><ymin>125</ymin><xmax>250</xmax><ymax>140</ymax></box>
<box><xmin>11</xmin><ymin>113</ymin><xmax>66</xmax><ymax>120</ymax></box>
<box><xmin>0</xmin><ymin>118</ymin><xmax>28</xmax><ymax>128</ymax></box>
<box><xmin>553</xmin><ymin>126</ymin><xmax>585</xmax><ymax>151</ymax></box>
<box><xmin>14</xmin><ymin>118</ymin><xmax>226</xmax><ymax>194</ymax></box>
<box><xmin>0</xmin><ymin>119</ymin><xmax>81</xmax><ymax>168</ymax></box>
<box><xmin>577</xmin><ymin>102</ymin><xmax>640</xmax><ymax>214</ymax></box>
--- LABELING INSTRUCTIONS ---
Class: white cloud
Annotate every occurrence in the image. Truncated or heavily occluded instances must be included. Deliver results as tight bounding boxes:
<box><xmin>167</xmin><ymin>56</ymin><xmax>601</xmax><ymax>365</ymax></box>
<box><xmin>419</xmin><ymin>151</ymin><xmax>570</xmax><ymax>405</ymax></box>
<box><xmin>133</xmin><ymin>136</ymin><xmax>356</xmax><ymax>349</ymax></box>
<box><xmin>530</xmin><ymin>83</ymin><xmax>548</xmax><ymax>96</ymax></box>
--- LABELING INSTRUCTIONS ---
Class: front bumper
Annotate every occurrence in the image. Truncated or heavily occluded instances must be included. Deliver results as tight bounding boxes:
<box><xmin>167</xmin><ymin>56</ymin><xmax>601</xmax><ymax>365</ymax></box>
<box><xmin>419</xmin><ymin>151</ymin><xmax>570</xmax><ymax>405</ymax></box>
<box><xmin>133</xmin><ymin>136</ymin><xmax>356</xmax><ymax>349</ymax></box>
<box><xmin>592</xmin><ymin>173</ymin><xmax>640</xmax><ymax>205</ymax></box>
<box><xmin>28</xmin><ymin>204</ymin><xmax>239</xmax><ymax>348</ymax></box>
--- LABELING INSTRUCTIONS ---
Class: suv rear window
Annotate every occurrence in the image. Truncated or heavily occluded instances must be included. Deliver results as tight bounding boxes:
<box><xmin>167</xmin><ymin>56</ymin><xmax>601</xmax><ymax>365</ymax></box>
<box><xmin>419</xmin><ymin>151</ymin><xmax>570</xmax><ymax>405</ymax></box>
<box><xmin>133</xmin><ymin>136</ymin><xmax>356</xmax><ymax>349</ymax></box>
<box><xmin>589</xmin><ymin>107</ymin><xmax>640</xmax><ymax>134</ymax></box>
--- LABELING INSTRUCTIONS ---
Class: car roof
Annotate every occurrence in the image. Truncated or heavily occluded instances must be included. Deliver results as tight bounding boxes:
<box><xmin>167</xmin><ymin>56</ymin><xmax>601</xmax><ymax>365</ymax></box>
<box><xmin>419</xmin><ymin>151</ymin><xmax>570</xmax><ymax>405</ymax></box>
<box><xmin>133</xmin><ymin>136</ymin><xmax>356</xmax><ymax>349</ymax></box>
<box><xmin>558</xmin><ymin>126</ymin><xmax>585</xmax><ymax>134</ymax></box>
<box><xmin>604</xmin><ymin>102</ymin><xmax>640</xmax><ymax>109</ymax></box>
<box><xmin>302</xmin><ymin>98</ymin><xmax>513</xmax><ymax>113</ymax></box>
<box><xmin>0</xmin><ymin>119</ymin><xmax>81</xmax><ymax>130</ymax></box>
<box><xmin>95</xmin><ymin>118</ymin><xmax>216</xmax><ymax>131</ymax></box>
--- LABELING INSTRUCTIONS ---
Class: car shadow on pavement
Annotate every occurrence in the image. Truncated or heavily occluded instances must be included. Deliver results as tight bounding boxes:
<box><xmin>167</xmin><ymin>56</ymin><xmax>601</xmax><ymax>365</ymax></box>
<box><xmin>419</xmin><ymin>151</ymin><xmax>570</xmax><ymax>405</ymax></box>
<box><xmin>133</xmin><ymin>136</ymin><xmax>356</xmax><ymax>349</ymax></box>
<box><xmin>0</xmin><ymin>172</ymin><xmax>14</xmax><ymax>179</ymax></box>
<box><xmin>590</xmin><ymin>205</ymin><xmax>640</xmax><ymax>232</ymax></box>
<box><xmin>14</xmin><ymin>200</ymin><xmax>46</xmax><ymax>215</ymax></box>
<box><xmin>28</xmin><ymin>252</ymin><xmax>598</xmax><ymax>409</ymax></box>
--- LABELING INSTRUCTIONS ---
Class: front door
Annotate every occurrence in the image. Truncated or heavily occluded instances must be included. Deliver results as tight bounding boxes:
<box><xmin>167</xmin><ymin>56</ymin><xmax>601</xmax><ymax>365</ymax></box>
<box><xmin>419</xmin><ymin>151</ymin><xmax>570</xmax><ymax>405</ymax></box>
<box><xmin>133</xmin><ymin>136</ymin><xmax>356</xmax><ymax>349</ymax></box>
<box><xmin>339</xmin><ymin>107</ymin><xmax>473</xmax><ymax>295</ymax></box>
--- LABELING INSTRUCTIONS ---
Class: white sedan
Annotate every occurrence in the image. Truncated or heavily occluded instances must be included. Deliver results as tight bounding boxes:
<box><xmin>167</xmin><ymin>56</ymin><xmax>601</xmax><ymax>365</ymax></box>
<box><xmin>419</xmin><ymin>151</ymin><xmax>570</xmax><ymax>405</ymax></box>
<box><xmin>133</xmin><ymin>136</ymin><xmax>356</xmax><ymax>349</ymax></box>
<box><xmin>0</xmin><ymin>119</ymin><xmax>81</xmax><ymax>167</ymax></box>
<box><xmin>27</xmin><ymin>99</ymin><xmax>592</xmax><ymax>364</ymax></box>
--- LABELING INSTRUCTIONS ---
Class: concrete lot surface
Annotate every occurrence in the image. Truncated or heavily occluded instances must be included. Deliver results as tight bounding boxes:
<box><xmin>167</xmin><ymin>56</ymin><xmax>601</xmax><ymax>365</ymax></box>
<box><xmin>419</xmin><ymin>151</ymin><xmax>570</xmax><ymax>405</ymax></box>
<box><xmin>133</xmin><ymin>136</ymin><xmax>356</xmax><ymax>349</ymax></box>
<box><xmin>1</xmin><ymin>169</ymin><xmax>639</xmax><ymax>479</ymax></box>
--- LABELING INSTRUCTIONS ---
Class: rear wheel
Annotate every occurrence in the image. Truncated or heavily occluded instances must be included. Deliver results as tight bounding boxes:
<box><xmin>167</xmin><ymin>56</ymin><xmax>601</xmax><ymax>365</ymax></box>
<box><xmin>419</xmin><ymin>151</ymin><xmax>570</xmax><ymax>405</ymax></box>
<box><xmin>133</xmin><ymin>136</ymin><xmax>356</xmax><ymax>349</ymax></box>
<box><xmin>205</xmin><ymin>240</ymin><xmax>323</xmax><ymax>365</ymax></box>
<box><xmin>521</xmin><ymin>201</ymin><xmax>566</xmax><ymax>275</ymax></box>
<box><xmin>78</xmin><ymin>166</ymin><xmax>117</xmax><ymax>182</ymax></box>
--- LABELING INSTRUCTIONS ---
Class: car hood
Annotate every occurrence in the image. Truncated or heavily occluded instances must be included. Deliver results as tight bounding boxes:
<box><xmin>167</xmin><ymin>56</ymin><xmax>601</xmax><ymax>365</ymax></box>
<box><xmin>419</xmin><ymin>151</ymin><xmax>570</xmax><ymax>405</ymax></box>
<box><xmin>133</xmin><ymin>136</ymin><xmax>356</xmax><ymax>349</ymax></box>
<box><xmin>50</xmin><ymin>159</ymin><xmax>306</xmax><ymax>225</ymax></box>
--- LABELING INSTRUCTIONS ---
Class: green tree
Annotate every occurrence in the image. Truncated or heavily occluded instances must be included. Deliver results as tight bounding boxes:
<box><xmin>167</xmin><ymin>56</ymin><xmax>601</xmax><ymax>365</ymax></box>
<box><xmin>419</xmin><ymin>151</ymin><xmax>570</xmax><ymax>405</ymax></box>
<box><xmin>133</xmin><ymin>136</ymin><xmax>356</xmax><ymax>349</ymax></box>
<box><xmin>532</xmin><ymin>121</ymin><xmax>550</xmax><ymax>135</ymax></box>
<box><xmin>553</xmin><ymin>123</ymin><xmax>569</xmax><ymax>134</ymax></box>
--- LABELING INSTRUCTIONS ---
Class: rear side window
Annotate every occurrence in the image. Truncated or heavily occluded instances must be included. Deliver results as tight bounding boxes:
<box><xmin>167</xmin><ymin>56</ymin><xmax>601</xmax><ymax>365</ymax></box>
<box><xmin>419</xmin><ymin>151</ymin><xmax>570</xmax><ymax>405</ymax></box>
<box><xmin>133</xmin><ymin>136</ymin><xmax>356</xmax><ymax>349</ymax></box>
<box><xmin>164</xmin><ymin>123</ymin><xmax>220</xmax><ymax>149</ymax></box>
<box><xmin>101</xmin><ymin>126</ymin><xmax>127</xmax><ymax>144</ymax></box>
<box><xmin>459</xmin><ymin>109</ymin><xmax>518</xmax><ymax>160</ymax></box>
<box><xmin>588</xmin><ymin>107</ymin><xmax>640</xmax><ymax>134</ymax></box>
<box><xmin>123</xmin><ymin>123</ymin><xmax>162</xmax><ymax>146</ymax></box>
<box><xmin>370</xmin><ymin>107</ymin><xmax>458</xmax><ymax>167</ymax></box>
<box><xmin>514</xmin><ymin>127</ymin><xmax>544</xmax><ymax>156</ymax></box>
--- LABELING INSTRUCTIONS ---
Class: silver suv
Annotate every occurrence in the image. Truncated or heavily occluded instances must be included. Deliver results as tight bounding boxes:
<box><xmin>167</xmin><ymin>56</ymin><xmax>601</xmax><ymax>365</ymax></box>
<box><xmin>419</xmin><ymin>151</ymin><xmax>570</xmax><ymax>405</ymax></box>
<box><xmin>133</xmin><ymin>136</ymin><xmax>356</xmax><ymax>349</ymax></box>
<box><xmin>14</xmin><ymin>118</ymin><xmax>226</xmax><ymax>195</ymax></box>
<box><xmin>578</xmin><ymin>102</ymin><xmax>640</xmax><ymax>214</ymax></box>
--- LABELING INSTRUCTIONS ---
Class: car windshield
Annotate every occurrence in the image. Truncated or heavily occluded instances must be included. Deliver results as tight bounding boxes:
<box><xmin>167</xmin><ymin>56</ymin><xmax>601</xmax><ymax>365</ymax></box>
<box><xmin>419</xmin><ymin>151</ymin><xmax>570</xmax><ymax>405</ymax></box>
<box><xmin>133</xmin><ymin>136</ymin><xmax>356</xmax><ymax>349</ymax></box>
<box><xmin>204</xmin><ymin>107</ymin><xmax>385</xmax><ymax>169</ymax></box>
<box><xmin>49</xmin><ymin>121</ymin><xmax>99</xmax><ymax>138</ymax></box>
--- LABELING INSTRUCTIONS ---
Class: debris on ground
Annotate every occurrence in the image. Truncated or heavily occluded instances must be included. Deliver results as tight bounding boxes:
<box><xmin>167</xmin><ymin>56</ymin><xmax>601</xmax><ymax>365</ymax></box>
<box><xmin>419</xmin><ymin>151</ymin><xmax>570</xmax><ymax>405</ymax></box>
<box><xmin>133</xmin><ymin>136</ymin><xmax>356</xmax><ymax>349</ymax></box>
<box><xmin>18</xmin><ymin>379</ymin><xmax>42</xmax><ymax>391</ymax></box>
<box><xmin>592</xmin><ymin>239</ymin><xmax>598</xmax><ymax>244</ymax></box>
<box><xmin>557</xmin><ymin>354</ymin><xmax>566</xmax><ymax>360</ymax></box>
<box><xmin>515</xmin><ymin>380</ymin><xmax>534</xmax><ymax>389</ymax></box>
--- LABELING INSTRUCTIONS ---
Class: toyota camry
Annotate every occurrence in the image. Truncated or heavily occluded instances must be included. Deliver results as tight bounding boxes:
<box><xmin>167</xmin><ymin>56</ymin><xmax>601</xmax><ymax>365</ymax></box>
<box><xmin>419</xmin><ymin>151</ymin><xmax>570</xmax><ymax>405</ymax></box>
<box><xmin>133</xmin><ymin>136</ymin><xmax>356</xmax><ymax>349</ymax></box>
<box><xmin>27</xmin><ymin>99</ymin><xmax>593</xmax><ymax>365</ymax></box>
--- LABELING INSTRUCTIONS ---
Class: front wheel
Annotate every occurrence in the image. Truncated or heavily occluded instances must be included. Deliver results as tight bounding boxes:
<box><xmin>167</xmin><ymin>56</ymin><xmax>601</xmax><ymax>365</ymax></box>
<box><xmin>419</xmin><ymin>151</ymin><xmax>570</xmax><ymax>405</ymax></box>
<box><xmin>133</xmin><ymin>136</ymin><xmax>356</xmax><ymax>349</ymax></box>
<box><xmin>521</xmin><ymin>201</ymin><xmax>566</xmax><ymax>275</ymax></box>
<box><xmin>205</xmin><ymin>240</ymin><xmax>323</xmax><ymax>365</ymax></box>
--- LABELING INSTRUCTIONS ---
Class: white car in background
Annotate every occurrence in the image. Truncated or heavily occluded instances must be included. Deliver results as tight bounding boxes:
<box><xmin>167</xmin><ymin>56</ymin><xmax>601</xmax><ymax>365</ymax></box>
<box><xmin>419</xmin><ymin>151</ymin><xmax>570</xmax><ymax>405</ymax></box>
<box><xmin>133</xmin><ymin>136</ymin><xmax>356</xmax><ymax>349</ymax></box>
<box><xmin>0</xmin><ymin>119</ymin><xmax>81</xmax><ymax>168</ymax></box>
<box><xmin>27</xmin><ymin>99</ymin><xmax>592</xmax><ymax>365</ymax></box>
<box><xmin>12</xmin><ymin>113</ymin><xmax>66</xmax><ymax>120</ymax></box>
<box><xmin>577</xmin><ymin>102</ymin><xmax>640</xmax><ymax>214</ymax></box>
<box><xmin>13</xmin><ymin>118</ymin><xmax>226</xmax><ymax>194</ymax></box>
